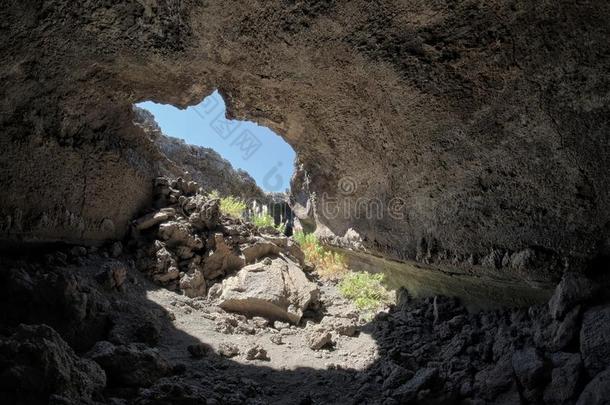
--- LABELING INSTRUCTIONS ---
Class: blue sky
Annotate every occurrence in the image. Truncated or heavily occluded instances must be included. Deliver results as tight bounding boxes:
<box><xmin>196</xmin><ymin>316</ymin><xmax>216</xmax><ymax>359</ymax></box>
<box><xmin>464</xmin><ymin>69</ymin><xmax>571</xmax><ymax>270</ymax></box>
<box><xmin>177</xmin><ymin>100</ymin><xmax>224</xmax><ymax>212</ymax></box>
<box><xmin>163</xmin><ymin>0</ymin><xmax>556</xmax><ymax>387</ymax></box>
<box><xmin>137</xmin><ymin>91</ymin><xmax>295</xmax><ymax>192</ymax></box>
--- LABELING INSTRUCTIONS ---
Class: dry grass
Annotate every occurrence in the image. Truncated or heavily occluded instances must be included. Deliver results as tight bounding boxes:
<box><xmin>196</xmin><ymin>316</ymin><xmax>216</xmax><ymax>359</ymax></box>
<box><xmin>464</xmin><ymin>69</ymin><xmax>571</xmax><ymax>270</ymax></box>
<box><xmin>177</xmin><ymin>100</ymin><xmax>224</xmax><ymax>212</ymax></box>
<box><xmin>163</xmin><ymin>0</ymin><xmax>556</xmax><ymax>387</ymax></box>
<box><xmin>293</xmin><ymin>231</ymin><xmax>348</xmax><ymax>280</ymax></box>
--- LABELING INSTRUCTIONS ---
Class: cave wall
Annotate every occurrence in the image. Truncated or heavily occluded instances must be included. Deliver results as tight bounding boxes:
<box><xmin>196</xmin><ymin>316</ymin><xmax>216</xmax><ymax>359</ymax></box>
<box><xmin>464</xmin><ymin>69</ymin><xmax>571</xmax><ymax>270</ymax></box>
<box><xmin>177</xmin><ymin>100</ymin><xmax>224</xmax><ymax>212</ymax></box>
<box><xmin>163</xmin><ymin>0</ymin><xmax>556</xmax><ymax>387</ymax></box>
<box><xmin>1</xmin><ymin>1</ymin><xmax>608</xmax><ymax>279</ymax></box>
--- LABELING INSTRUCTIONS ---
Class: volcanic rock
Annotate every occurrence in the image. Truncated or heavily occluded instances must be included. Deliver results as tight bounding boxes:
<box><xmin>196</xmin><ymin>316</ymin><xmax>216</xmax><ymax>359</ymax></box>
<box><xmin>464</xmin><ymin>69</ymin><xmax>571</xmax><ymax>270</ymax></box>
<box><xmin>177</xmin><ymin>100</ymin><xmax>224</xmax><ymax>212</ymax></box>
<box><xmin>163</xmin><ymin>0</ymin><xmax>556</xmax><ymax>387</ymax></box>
<box><xmin>217</xmin><ymin>256</ymin><xmax>319</xmax><ymax>323</ymax></box>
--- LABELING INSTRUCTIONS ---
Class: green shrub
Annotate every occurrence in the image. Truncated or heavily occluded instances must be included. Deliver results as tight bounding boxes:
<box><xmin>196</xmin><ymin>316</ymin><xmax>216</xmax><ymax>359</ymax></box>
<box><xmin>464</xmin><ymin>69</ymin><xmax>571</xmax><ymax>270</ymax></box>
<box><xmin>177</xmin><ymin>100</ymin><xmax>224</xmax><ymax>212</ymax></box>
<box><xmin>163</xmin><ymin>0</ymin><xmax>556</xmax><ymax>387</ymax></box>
<box><xmin>219</xmin><ymin>196</ymin><xmax>247</xmax><ymax>218</ymax></box>
<box><xmin>339</xmin><ymin>272</ymin><xmax>390</xmax><ymax>311</ymax></box>
<box><xmin>251</xmin><ymin>214</ymin><xmax>275</xmax><ymax>228</ymax></box>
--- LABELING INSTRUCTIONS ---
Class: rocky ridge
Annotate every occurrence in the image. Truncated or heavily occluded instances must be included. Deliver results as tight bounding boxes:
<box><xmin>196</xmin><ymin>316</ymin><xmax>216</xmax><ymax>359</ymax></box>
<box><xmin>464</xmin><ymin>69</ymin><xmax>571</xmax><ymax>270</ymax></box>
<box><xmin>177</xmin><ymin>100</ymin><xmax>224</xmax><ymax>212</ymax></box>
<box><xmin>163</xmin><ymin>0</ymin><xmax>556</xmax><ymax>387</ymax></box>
<box><xmin>133</xmin><ymin>107</ymin><xmax>268</xmax><ymax>202</ymax></box>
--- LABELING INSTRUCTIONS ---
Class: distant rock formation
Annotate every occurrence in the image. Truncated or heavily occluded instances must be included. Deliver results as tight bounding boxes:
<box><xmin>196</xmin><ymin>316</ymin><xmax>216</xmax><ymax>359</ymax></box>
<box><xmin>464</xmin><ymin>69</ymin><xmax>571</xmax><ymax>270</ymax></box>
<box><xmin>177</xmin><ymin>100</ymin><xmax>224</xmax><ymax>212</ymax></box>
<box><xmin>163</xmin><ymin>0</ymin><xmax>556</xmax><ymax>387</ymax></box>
<box><xmin>133</xmin><ymin>106</ymin><xmax>266</xmax><ymax>202</ymax></box>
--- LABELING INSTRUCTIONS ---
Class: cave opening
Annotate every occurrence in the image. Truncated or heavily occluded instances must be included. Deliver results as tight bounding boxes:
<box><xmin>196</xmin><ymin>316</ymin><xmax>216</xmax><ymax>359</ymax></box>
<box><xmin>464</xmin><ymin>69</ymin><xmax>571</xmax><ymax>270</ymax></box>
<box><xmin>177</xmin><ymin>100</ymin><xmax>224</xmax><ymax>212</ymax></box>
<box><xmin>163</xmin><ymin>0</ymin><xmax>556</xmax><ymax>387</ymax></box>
<box><xmin>134</xmin><ymin>90</ymin><xmax>297</xmax><ymax>231</ymax></box>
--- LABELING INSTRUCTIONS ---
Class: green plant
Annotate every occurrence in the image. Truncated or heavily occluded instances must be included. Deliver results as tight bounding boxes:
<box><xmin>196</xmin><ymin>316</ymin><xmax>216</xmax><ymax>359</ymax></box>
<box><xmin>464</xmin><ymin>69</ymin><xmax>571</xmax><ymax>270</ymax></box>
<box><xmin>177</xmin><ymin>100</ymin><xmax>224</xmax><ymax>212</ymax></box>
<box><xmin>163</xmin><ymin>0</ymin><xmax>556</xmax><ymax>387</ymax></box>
<box><xmin>293</xmin><ymin>231</ymin><xmax>348</xmax><ymax>280</ymax></box>
<box><xmin>275</xmin><ymin>222</ymin><xmax>286</xmax><ymax>233</ymax></box>
<box><xmin>293</xmin><ymin>231</ymin><xmax>317</xmax><ymax>246</ymax></box>
<box><xmin>207</xmin><ymin>189</ymin><xmax>220</xmax><ymax>199</ymax></box>
<box><xmin>338</xmin><ymin>272</ymin><xmax>391</xmax><ymax>311</ymax></box>
<box><xmin>251</xmin><ymin>214</ymin><xmax>275</xmax><ymax>228</ymax></box>
<box><xmin>219</xmin><ymin>196</ymin><xmax>247</xmax><ymax>218</ymax></box>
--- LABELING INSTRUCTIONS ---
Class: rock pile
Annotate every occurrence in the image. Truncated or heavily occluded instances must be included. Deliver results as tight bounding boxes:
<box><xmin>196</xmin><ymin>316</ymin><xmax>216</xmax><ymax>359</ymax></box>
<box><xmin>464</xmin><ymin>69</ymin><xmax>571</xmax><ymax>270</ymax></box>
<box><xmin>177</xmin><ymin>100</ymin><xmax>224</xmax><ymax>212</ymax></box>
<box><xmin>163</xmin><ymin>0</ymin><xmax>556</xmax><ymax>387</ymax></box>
<box><xmin>358</xmin><ymin>272</ymin><xmax>610</xmax><ymax>405</ymax></box>
<box><xmin>132</xmin><ymin>176</ymin><xmax>318</xmax><ymax>320</ymax></box>
<box><xmin>0</xmin><ymin>324</ymin><xmax>106</xmax><ymax>404</ymax></box>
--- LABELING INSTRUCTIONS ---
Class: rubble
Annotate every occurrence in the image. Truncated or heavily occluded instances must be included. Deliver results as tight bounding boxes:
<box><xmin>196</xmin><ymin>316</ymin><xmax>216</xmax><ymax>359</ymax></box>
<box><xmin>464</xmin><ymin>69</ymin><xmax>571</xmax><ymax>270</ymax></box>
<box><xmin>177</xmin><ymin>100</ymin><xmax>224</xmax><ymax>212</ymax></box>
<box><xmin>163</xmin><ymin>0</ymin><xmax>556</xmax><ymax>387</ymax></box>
<box><xmin>0</xmin><ymin>324</ymin><xmax>106</xmax><ymax>404</ymax></box>
<box><xmin>87</xmin><ymin>341</ymin><xmax>171</xmax><ymax>388</ymax></box>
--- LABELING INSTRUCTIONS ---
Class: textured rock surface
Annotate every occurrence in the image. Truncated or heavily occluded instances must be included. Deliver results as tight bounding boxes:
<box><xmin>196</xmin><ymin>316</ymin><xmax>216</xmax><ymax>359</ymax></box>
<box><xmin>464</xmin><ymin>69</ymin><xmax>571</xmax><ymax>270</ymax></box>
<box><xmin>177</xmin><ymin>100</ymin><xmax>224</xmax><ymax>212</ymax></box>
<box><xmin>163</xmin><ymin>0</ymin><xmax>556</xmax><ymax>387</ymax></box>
<box><xmin>1</xmin><ymin>1</ymin><xmax>609</xmax><ymax>281</ymax></box>
<box><xmin>0</xmin><ymin>324</ymin><xmax>106</xmax><ymax>404</ymax></box>
<box><xmin>548</xmin><ymin>272</ymin><xmax>597</xmax><ymax>320</ymax></box>
<box><xmin>218</xmin><ymin>256</ymin><xmax>319</xmax><ymax>323</ymax></box>
<box><xmin>87</xmin><ymin>341</ymin><xmax>171</xmax><ymax>388</ymax></box>
<box><xmin>580</xmin><ymin>304</ymin><xmax>610</xmax><ymax>377</ymax></box>
<box><xmin>134</xmin><ymin>106</ymin><xmax>267</xmax><ymax>201</ymax></box>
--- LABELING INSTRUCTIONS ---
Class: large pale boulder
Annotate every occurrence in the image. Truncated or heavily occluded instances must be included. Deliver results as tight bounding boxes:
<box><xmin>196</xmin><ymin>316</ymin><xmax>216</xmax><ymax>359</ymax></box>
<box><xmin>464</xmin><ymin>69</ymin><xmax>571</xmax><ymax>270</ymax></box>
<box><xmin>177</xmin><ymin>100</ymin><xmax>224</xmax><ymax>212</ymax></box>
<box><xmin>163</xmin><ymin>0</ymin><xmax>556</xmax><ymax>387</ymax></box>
<box><xmin>218</xmin><ymin>256</ymin><xmax>319</xmax><ymax>323</ymax></box>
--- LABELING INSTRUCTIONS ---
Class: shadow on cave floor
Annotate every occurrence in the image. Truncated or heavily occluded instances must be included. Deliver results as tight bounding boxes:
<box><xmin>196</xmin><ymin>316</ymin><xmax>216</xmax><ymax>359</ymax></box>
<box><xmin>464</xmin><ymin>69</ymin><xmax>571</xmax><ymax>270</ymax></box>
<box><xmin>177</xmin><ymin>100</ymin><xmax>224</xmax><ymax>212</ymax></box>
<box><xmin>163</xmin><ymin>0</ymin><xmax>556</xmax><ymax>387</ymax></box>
<box><xmin>0</xmin><ymin>246</ymin><xmax>608</xmax><ymax>405</ymax></box>
<box><xmin>0</xmin><ymin>248</ymin><xmax>390</xmax><ymax>404</ymax></box>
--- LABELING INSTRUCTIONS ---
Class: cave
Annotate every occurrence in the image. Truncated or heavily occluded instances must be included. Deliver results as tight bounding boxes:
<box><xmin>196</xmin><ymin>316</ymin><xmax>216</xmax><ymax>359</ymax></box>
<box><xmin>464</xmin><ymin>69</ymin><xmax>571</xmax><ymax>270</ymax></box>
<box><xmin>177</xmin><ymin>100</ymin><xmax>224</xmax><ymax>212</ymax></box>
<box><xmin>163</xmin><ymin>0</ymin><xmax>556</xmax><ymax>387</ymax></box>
<box><xmin>1</xmin><ymin>1</ymin><xmax>609</xmax><ymax>404</ymax></box>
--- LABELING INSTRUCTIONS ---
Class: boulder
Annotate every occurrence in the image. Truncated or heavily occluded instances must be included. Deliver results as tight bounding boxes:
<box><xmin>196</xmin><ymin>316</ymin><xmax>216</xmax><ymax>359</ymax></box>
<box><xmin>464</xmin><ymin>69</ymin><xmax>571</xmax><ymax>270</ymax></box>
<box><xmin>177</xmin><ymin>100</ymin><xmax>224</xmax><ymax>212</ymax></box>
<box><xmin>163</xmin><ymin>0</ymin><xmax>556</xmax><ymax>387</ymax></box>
<box><xmin>145</xmin><ymin>244</ymin><xmax>179</xmax><ymax>285</ymax></box>
<box><xmin>179</xmin><ymin>268</ymin><xmax>206</xmax><ymax>298</ymax></box>
<box><xmin>0</xmin><ymin>267</ymin><xmax>111</xmax><ymax>352</ymax></box>
<box><xmin>241</xmin><ymin>237</ymin><xmax>282</xmax><ymax>263</ymax></box>
<box><xmin>202</xmin><ymin>233</ymin><xmax>245</xmax><ymax>279</ymax></box>
<box><xmin>87</xmin><ymin>341</ymin><xmax>171</xmax><ymax>388</ymax></box>
<box><xmin>184</xmin><ymin>196</ymin><xmax>220</xmax><ymax>231</ymax></box>
<box><xmin>260</xmin><ymin>235</ymin><xmax>306</xmax><ymax>265</ymax></box>
<box><xmin>548</xmin><ymin>272</ymin><xmax>596</xmax><ymax>320</ymax></box>
<box><xmin>0</xmin><ymin>324</ymin><xmax>106</xmax><ymax>404</ymax></box>
<box><xmin>134</xmin><ymin>208</ymin><xmax>176</xmax><ymax>231</ymax></box>
<box><xmin>306</xmin><ymin>328</ymin><xmax>333</xmax><ymax>350</ymax></box>
<box><xmin>217</xmin><ymin>256</ymin><xmax>319</xmax><ymax>323</ymax></box>
<box><xmin>541</xmin><ymin>305</ymin><xmax>582</xmax><ymax>352</ymax></box>
<box><xmin>543</xmin><ymin>353</ymin><xmax>582</xmax><ymax>405</ymax></box>
<box><xmin>512</xmin><ymin>347</ymin><xmax>547</xmax><ymax>402</ymax></box>
<box><xmin>580</xmin><ymin>304</ymin><xmax>610</xmax><ymax>376</ymax></box>
<box><xmin>158</xmin><ymin>221</ymin><xmax>203</xmax><ymax>251</ymax></box>
<box><xmin>392</xmin><ymin>367</ymin><xmax>438</xmax><ymax>403</ymax></box>
<box><xmin>576</xmin><ymin>367</ymin><xmax>610</xmax><ymax>405</ymax></box>
<box><xmin>286</xmin><ymin>239</ymin><xmax>306</xmax><ymax>266</ymax></box>
<box><xmin>474</xmin><ymin>357</ymin><xmax>517</xmax><ymax>401</ymax></box>
<box><xmin>95</xmin><ymin>261</ymin><xmax>128</xmax><ymax>291</ymax></box>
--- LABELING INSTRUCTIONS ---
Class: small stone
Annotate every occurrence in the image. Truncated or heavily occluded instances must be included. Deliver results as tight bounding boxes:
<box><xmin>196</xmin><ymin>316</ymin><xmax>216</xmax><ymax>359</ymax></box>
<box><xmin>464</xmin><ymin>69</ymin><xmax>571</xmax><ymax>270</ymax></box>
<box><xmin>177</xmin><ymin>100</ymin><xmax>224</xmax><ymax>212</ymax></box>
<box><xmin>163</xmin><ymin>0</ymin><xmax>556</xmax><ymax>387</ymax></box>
<box><xmin>269</xmin><ymin>334</ymin><xmax>283</xmax><ymax>345</ymax></box>
<box><xmin>245</xmin><ymin>345</ymin><xmax>269</xmax><ymax>361</ymax></box>
<box><xmin>110</xmin><ymin>241</ymin><xmax>123</xmax><ymax>258</ymax></box>
<box><xmin>306</xmin><ymin>328</ymin><xmax>333</xmax><ymax>350</ymax></box>
<box><xmin>218</xmin><ymin>343</ymin><xmax>239</xmax><ymax>358</ymax></box>
<box><xmin>70</xmin><ymin>246</ymin><xmax>88</xmax><ymax>257</ymax></box>
<box><xmin>322</xmin><ymin>316</ymin><xmax>358</xmax><ymax>337</ymax></box>
<box><xmin>274</xmin><ymin>321</ymin><xmax>290</xmax><ymax>330</ymax></box>
<box><xmin>95</xmin><ymin>262</ymin><xmax>127</xmax><ymax>291</ymax></box>
<box><xmin>252</xmin><ymin>317</ymin><xmax>270</xmax><ymax>328</ymax></box>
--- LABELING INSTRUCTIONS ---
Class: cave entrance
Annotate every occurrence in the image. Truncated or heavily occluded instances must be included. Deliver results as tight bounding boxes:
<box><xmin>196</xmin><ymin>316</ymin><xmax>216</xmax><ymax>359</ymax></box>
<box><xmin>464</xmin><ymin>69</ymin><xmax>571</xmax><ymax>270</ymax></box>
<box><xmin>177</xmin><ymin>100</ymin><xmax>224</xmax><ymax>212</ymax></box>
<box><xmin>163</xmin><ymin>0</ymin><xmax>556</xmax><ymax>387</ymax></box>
<box><xmin>134</xmin><ymin>91</ymin><xmax>296</xmax><ymax>232</ymax></box>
